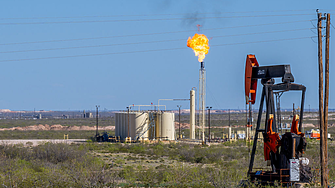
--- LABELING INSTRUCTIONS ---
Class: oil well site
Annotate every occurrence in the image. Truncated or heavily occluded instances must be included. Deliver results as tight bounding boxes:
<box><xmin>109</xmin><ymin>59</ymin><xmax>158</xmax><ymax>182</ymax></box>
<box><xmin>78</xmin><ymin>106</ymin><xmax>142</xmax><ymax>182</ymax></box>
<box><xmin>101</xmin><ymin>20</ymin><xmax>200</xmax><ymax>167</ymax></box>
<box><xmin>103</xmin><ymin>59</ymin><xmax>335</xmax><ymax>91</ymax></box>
<box><xmin>0</xmin><ymin>3</ymin><xmax>334</xmax><ymax>188</ymax></box>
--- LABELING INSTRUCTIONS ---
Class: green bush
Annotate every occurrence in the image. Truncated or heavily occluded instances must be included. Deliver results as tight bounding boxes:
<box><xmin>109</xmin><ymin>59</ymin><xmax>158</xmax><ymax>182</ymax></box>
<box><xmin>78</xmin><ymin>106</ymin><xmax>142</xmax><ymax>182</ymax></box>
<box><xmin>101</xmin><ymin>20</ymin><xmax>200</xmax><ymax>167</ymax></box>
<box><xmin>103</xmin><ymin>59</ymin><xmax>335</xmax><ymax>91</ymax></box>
<box><xmin>0</xmin><ymin>143</ymin><xmax>117</xmax><ymax>187</ymax></box>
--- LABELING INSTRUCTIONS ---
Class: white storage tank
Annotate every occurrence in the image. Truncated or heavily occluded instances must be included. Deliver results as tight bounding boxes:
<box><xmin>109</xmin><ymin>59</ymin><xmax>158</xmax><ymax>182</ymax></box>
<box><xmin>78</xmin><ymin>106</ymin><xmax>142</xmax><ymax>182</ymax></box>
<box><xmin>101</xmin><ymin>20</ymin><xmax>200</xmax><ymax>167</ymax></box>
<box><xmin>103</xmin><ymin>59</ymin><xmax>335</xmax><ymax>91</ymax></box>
<box><xmin>115</xmin><ymin>111</ymin><xmax>175</xmax><ymax>141</ymax></box>
<box><xmin>161</xmin><ymin>112</ymin><xmax>175</xmax><ymax>140</ymax></box>
<box><xmin>115</xmin><ymin>112</ymin><xmax>150</xmax><ymax>141</ymax></box>
<box><xmin>134</xmin><ymin>112</ymin><xmax>149</xmax><ymax>140</ymax></box>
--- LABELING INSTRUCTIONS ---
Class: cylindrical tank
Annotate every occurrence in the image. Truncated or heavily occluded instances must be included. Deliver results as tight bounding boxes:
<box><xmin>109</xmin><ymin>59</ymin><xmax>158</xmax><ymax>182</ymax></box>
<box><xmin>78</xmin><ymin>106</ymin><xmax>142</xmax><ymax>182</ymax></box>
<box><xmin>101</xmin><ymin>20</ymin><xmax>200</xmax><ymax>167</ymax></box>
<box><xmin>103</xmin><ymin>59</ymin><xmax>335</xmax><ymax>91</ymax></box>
<box><xmin>148</xmin><ymin>113</ymin><xmax>155</xmax><ymax>140</ymax></box>
<box><xmin>115</xmin><ymin>113</ymin><xmax>119</xmax><ymax>137</ymax></box>
<box><xmin>161</xmin><ymin>112</ymin><xmax>175</xmax><ymax>140</ymax></box>
<box><xmin>154</xmin><ymin>112</ymin><xmax>162</xmax><ymax>139</ymax></box>
<box><xmin>134</xmin><ymin>112</ymin><xmax>149</xmax><ymax>140</ymax></box>
<box><xmin>129</xmin><ymin>113</ymin><xmax>135</xmax><ymax>139</ymax></box>
<box><xmin>115</xmin><ymin>111</ymin><xmax>174</xmax><ymax>141</ymax></box>
<box><xmin>119</xmin><ymin>113</ymin><xmax>122</xmax><ymax>138</ymax></box>
<box><xmin>115</xmin><ymin>112</ymin><xmax>150</xmax><ymax>141</ymax></box>
<box><xmin>119</xmin><ymin>112</ymin><xmax>123</xmax><ymax>139</ymax></box>
<box><xmin>122</xmin><ymin>112</ymin><xmax>127</xmax><ymax>140</ymax></box>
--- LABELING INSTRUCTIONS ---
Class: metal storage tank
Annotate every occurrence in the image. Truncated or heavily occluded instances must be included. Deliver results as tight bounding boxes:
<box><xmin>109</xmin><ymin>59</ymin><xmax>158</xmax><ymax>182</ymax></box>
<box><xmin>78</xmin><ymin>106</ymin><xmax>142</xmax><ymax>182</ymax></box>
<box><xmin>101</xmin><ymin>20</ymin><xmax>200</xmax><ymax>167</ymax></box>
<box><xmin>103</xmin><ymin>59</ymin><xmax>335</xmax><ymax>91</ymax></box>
<box><xmin>122</xmin><ymin>112</ymin><xmax>127</xmax><ymax>140</ymax></box>
<box><xmin>154</xmin><ymin>112</ymin><xmax>162</xmax><ymax>139</ymax></box>
<box><xmin>148</xmin><ymin>113</ymin><xmax>156</xmax><ymax>140</ymax></box>
<box><xmin>129</xmin><ymin>113</ymin><xmax>135</xmax><ymax>139</ymax></box>
<box><xmin>161</xmin><ymin>112</ymin><xmax>175</xmax><ymax>140</ymax></box>
<box><xmin>115</xmin><ymin>113</ymin><xmax>119</xmax><ymax>138</ymax></box>
<box><xmin>115</xmin><ymin>112</ymin><xmax>150</xmax><ymax>141</ymax></box>
<box><xmin>115</xmin><ymin>111</ymin><xmax>174</xmax><ymax>141</ymax></box>
<box><xmin>134</xmin><ymin>112</ymin><xmax>149</xmax><ymax>140</ymax></box>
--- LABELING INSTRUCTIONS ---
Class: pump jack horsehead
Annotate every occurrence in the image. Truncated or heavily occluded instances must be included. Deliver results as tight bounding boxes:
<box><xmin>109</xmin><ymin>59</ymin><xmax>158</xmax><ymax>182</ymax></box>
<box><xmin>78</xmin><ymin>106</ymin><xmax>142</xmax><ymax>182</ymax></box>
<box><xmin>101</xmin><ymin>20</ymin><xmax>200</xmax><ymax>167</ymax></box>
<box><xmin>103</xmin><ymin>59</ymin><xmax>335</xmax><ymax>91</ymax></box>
<box><xmin>245</xmin><ymin>54</ymin><xmax>309</xmax><ymax>184</ymax></box>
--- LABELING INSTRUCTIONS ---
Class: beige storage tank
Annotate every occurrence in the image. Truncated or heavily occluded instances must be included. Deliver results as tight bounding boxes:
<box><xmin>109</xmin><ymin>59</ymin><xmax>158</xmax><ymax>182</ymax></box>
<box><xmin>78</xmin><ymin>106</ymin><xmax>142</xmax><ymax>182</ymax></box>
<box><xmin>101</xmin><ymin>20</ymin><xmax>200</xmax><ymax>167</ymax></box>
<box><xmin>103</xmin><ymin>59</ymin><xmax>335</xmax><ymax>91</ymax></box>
<box><xmin>115</xmin><ymin>111</ymin><xmax>174</xmax><ymax>141</ymax></box>
<box><xmin>154</xmin><ymin>112</ymin><xmax>162</xmax><ymax>139</ymax></box>
<box><xmin>129</xmin><ymin>112</ymin><xmax>149</xmax><ymax>140</ymax></box>
<box><xmin>161</xmin><ymin>112</ymin><xmax>175</xmax><ymax>140</ymax></box>
<box><xmin>134</xmin><ymin>112</ymin><xmax>149</xmax><ymax>140</ymax></box>
<box><xmin>115</xmin><ymin>112</ymin><xmax>149</xmax><ymax>141</ymax></box>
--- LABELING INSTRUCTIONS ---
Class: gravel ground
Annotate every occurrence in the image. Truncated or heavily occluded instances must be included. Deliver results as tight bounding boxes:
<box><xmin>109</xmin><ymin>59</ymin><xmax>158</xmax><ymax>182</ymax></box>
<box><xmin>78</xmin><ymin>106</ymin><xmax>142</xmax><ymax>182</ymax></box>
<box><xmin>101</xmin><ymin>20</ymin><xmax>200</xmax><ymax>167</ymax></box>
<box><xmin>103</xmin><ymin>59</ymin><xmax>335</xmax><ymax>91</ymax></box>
<box><xmin>0</xmin><ymin>139</ymin><xmax>87</xmax><ymax>146</ymax></box>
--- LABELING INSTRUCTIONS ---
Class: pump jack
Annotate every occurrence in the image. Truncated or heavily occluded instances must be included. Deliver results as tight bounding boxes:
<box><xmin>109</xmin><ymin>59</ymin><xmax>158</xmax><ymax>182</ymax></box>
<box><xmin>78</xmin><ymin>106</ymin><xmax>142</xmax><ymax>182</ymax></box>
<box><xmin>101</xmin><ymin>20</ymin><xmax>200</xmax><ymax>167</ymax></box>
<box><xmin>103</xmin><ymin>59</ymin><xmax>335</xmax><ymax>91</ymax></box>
<box><xmin>245</xmin><ymin>54</ymin><xmax>309</xmax><ymax>184</ymax></box>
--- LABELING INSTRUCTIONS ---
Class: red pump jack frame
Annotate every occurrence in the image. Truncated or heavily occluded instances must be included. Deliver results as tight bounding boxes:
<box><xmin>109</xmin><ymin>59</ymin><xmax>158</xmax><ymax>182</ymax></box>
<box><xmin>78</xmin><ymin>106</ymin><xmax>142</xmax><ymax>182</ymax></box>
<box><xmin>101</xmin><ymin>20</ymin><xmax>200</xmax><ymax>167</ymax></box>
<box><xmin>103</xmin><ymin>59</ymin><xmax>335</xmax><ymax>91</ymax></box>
<box><xmin>245</xmin><ymin>54</ymin><xmax>307</xmax><ymax>183</ymax></box>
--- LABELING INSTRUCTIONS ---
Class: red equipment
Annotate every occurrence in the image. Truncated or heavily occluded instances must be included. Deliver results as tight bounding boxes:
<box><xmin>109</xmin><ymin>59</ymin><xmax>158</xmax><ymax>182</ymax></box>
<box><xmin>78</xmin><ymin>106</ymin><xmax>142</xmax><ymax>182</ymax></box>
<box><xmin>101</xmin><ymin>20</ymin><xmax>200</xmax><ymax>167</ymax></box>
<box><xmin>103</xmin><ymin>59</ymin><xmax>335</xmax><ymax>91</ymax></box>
<box><xmin>245</xmin><ymin>54</ymin><xmax>308</xmax><ymax>184</ymax></box>
<box><xmin>245</xmin><ymin>54</ymin><xmax>259</xmax><ymax>105</ymax></box>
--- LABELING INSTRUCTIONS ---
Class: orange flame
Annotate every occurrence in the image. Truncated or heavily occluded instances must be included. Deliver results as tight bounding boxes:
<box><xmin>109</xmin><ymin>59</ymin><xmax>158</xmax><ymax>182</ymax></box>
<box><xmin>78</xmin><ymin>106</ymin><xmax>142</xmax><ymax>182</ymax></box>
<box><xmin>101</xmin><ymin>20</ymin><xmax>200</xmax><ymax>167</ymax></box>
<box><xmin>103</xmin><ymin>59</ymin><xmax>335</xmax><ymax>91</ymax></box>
<box><xmin>187</xmin><ymin>33</ymin><xmax>209</xmax><ymax>62</ymax></box>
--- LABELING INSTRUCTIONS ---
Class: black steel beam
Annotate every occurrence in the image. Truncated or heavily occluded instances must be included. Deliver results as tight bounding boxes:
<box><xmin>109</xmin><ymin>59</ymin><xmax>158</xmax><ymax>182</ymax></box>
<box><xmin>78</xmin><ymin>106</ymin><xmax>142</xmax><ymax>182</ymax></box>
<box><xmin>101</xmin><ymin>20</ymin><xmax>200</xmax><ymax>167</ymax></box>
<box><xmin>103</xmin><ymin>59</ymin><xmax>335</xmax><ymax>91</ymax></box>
<box><xmin>299</xmin><ymin>87</ymin><xmax>306</xmax><ymax>131</ymax></box>
<box><xmin>248</xmin><ymin>87</ymin><xmax>265</xmax><ymax>174</ymax></box>
<box><xmin>252</xmin><ymin>65</ymin><xmax>294</xmax><ymax>82</ymax></box>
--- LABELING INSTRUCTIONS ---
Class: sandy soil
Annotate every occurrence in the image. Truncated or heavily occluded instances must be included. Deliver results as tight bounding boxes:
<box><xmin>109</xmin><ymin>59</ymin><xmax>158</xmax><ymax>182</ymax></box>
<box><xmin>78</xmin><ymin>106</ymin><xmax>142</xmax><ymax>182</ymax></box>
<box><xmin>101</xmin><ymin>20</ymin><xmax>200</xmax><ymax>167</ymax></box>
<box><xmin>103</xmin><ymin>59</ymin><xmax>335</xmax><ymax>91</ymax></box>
<box><xmin>0</xmin><ymin>139</ymin><xmax>87</xmax><ymax>146</ymax></box>
<box><xmin>0</xmin><ymin>124</ymin><xmax>115</xmax><ymax>131</ymax></box>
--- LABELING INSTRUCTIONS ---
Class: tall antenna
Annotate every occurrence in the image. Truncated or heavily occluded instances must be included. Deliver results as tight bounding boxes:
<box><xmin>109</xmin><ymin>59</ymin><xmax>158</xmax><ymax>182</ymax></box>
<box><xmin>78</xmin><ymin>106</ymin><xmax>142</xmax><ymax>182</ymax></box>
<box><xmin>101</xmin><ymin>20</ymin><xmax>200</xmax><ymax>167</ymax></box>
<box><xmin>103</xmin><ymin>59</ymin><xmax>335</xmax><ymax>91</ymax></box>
<box><xmin>199</xmin><ymin>62</ymin><xmax>206</xmax><ymax>144</ymax></box>
<box><xmin>196</xmin><ymin>24</ymin><xmax>202</xmax><ymax>32</ymax></box>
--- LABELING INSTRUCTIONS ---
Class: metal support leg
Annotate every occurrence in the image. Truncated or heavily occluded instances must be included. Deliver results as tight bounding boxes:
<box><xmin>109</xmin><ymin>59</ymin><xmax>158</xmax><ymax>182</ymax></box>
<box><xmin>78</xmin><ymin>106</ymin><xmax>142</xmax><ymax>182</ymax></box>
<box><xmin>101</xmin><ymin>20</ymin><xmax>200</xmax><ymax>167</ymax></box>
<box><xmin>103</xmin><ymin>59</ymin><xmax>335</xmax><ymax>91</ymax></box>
<box><xmin>248</xmin><ymin>87</ymin><xmax>265</xmax><ymax>174</ymax></box>
<box><xmin>299</xmin><ymin>87</ymin><xmax>306</xmax><ymax>132</ymax></box>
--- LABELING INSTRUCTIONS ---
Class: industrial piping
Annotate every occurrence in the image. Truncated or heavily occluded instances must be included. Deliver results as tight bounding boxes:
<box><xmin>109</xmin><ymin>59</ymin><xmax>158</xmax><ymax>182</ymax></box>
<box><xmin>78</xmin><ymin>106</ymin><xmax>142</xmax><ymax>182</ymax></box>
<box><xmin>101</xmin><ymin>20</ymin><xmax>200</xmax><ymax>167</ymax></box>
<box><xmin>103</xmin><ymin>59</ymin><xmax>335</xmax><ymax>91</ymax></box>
<box><xmin>190</xmin><ymin>89</ymin><xmax>196</xmax><ymax>139</ymax></box>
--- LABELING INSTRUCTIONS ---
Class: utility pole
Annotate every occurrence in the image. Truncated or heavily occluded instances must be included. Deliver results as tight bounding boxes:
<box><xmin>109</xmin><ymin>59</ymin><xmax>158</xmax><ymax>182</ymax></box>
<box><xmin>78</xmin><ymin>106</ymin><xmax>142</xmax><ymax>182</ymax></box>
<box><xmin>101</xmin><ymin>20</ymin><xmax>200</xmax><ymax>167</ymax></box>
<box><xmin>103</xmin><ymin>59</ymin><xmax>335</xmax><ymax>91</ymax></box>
<box><xmin>317</xmin><ymin>10</ymin><xmax>327</xmax><ymax>187</ymax></box>
<box><xmin>96</xmin><ymin>105</ymin><xmax>100</xmax><ymax>137</ymax></box>
<box><xmin>177</xmin><ymin>105</ymin><xmax>181</xmax><ymax>139</ymax></box>
<box><xmin>207</xmin><ymin>106</ymin><xmax>212</xmax><ymax>142</ymax></box>
<box><xmin>324</xmin><ymin>12</ymin><xmax>330</xmax><ymax>187</ymax></box>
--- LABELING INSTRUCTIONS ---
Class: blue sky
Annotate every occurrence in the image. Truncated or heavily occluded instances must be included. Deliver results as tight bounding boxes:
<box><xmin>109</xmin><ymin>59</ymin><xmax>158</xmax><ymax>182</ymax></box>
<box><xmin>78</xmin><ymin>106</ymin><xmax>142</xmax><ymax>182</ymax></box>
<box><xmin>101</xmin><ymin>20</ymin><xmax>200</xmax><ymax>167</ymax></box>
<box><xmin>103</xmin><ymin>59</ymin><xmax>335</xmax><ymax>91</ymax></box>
<box><xmin>0</xmin><ymin>0</ymin><xmax>333</xmax><ymax>111</ymax></box>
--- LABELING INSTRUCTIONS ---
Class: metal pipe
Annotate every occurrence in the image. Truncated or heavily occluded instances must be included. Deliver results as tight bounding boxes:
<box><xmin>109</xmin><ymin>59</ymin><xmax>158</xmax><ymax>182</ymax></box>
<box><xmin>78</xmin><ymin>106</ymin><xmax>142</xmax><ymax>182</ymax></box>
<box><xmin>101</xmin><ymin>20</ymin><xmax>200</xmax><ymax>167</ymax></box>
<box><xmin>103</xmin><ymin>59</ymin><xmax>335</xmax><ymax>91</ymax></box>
<box><xmin>207</xmin><ymin>106</ymin><xmax>212</xmax><ymax>142</ymax></box>
<box><xmin>157</xmin><ymin>99</ymin><xmax>189</xmax><ymax>111</ymax></box>
<box><xmin>249</xmin><ymin>87</ymin><xmax>265</xmax><ymax>175</ymax></box>
<box><xmin>299</xmin><ymin>87</ymin><xmax>306</xmax><ymax>132</ymax></box>
<box><xmin>128</xmin><ymin>104</ymin><xmax>166</xmax><ymax>111</ymax></box>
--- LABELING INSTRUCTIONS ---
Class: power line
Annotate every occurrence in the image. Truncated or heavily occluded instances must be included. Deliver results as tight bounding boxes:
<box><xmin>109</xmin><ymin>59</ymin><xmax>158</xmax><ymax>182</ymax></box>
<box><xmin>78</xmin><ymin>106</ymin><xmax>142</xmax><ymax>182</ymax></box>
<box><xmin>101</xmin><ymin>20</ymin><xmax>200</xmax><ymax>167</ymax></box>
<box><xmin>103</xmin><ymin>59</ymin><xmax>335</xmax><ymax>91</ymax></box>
<box><xmin>330</xmin><ymin>22</ymin><xmax>335</xmax><ymax>30</ymax></box>
<box><xmin>0</xmin><ymin>28</ymin><xmax>312</xmax><ymax>54</ymax></box>
<box><xmin>0</xmin><ymin>47</ymin><xmax>184</xmax><ymax>62</ymax></box>
<box><xmin>211</xmin><ymin>36</ymin><xmax>313</xmax><ymax>47</ymax></box>
<box><xmin>0</xmin><ymin>36</ymin><xmax>313</xmax><ymax>63</ymax></box>
<box><xmin>0</xmin><ymin>9</ymin><xmax>315</xmax><ymax>20</ymax></box>
<box><xmin>0</xmin><ymin>20</ymin><xmax>313</xmax><ymax>46</ymax></box>
<box><xmin>0</xmin><ymin>39</ymin><xmax>182</xmax><ymax>54</ymax></box>
<box><xmin>0</xmin><ymin>14</ymin><xmax>314</xmax><ymax>25</ymax></box>
<box><xmin>211</xmin><ymin>28</ymin><xmax>311</xmax><ymax>39</ymax></box>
